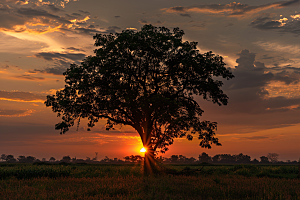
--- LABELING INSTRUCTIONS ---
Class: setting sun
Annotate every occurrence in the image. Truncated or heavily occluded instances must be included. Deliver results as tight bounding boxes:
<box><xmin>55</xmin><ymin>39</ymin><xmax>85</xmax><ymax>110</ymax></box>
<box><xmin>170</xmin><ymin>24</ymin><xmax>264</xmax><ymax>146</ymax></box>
<box><xmin>140</xmin><ymin>147</ymin><xmax>147</xmax><ymax>153</ymax></box>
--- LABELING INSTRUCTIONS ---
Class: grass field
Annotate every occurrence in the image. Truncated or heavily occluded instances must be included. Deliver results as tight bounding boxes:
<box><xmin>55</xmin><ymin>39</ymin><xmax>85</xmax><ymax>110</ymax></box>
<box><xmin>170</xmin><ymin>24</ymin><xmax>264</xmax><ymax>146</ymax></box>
<box><xmin>0</xmin><ymin>163</ymin><xmax>299</xmax><ymax>199</ymax></box>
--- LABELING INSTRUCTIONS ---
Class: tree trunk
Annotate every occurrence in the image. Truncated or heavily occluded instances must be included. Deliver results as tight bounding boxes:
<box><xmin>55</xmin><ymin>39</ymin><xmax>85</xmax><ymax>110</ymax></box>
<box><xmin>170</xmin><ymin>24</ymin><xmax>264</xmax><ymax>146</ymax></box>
<box><xmin>144</xmin><ymin>147</ymin><xmax>156</xmax><ymax>175</ymax></box>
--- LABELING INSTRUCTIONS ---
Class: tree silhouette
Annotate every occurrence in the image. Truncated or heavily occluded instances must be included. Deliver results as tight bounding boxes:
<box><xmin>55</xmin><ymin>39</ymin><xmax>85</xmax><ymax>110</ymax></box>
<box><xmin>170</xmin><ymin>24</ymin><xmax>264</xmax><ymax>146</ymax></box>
<box><xmin>260</xmin><ymin>156</ymin><xmax>269</xmax><ymax>163</ymax></box>
<box><xmin>17</xmin><ymin>155</ymin><xmax>26</xmax><ymax>163</ymax></box>
<box><xmin>45</xmin><ymin>24</ymin><xmax>234</xmax><ymax>174</ymax></box>
<box><xmin>5</xmin><ymin>155</ymin><xmax>15</xmax><ymax>162</ymax></box>
<box><xmin>267</xmin><ymin>153</ymin><xmax>279</xmax><ymax>163</ymax></box>
<box><xmin>170</xmin><ymin>155</ymin><xmax>179</xmax><ymax>162</ymax></box>
<box><xmin>199</xmin><ymin>152</ymin><xmax>211</xmax><ymax>163</ymax></box>
<box><xmin>62</xmin><ymin>156</ymin><xmax>71</xmax><ymax>162</ymax></box>
<box><xmin>49</xmin><ymin>157</ymin><xmax>56</xmax><ymax>162</ymax></box>
<box><xmin>0</xmin><ymin>154</ymin><xmax>6</xmax><ymax>161</ymax></box>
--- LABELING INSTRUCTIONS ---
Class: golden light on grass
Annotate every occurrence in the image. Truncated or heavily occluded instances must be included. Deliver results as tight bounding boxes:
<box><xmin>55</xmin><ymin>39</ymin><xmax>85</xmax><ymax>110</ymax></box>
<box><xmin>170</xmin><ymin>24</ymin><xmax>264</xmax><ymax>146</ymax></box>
<box><xmin>140</xmin><ymin>147</ymin><xmax>146</xmax><ymax>153</ymax></box>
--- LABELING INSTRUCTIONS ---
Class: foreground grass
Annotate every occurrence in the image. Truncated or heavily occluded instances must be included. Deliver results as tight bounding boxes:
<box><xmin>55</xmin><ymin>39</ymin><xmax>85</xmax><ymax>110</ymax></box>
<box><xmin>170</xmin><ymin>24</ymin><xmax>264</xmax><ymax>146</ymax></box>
<box><xmin>1</xmin><ymin>175</ymin><xmax>300</xmax><ymax>199</ymax></box>
<box><xmin>0</xmin><ymin>164</ymin><xmax>299</xmax><ymax>199</ymax></box>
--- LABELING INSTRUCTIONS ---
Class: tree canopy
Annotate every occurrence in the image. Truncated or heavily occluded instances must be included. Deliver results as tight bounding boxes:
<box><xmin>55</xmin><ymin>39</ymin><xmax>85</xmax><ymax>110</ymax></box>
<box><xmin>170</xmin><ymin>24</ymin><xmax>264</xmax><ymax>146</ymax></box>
<box><xmin>45</xmin><ymin>24</ymin><xmax>234</xmax><ymax>165</ymax></box>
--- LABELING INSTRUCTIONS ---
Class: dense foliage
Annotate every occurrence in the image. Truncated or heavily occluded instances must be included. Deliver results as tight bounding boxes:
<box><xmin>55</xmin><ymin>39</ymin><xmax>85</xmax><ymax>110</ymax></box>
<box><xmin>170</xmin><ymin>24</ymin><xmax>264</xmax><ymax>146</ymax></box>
<box><xmin>45</xmin><ymin>25</ymin><xmax>233</xmax><ymax>158</ymax></box>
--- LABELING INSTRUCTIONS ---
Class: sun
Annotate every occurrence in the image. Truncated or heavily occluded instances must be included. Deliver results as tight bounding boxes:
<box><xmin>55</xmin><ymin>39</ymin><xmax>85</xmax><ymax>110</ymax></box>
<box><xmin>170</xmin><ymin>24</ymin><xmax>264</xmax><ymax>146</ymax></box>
<box><xmin>140</xmin><ymin>147</ymin><xmax>147</xmax><ymax>153</ymax></box>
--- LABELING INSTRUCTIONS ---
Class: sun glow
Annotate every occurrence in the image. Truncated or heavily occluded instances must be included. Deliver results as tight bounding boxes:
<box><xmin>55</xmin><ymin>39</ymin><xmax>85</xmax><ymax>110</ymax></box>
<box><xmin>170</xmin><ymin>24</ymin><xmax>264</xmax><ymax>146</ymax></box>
<box><xmin>140</xmin><ymin>147</ymin><xmax>147</xmax><ymax>153</ymax></box>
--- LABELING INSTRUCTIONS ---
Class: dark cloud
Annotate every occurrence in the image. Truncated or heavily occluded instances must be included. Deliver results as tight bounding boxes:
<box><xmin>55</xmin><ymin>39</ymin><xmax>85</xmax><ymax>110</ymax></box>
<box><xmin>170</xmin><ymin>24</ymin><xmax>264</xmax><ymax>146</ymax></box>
<box><xmin>0</xmin><ymin>5</ymin><xmax>72</xmax><ymax>32</ymax></box>
<box><xmin>27</xmin><ymin>70</ymin><xmax>38</xmax><ymax>74</ymax></box>
<box><xmin>0</xmin><ymin>3</ymin><xmax>94</xmax><ymax>35</ymax></box>
<box><xmin>0</xmin><ymin>109</ymin><xmax>33</xmax><ymax>117</ymax></box>
<box><xmin>106</xmin><ymin>26</ymin><xmax>121</xmax><ymax>34</ymax></box>
<box><xmin>2</xmin><ymin>65</ymin><xmax>21</xmax><ymax>70</ymax></box>
<box><xmin>1</xmin><ymin>65</ymin><xmax>9</xmax><ymax>69</ymax></box>
<box><xmin>191</xmin><ymin>22</ymin><xmax>206</xmax><ymax>29</ymax></box>
<box><xmin>225</xmin><ymin>50</ymin><xmax>273</xmax><ymax>90</ymax></box>
<box><xmin>35</xmin><ymin>52</ymin><xmax>85</xmax><ymax>62</ymax></box>
<box><xmin>78</xmin><ymin>10</ymin><xmax>90</xmax><ymax>15</ymax></box>
<box><xmin>197</xmin><ymin>49</ymin><xmax>300</xmax><ymax>120</ymax></box>
<box><xmin>0</xmin><ymin>91</ymin><xmax>45</xmax><ymax>102</ymax></box>
<box><xmin>16</xmin><ymin>7</ymin><xmax>70</xmax><ymax>24</ymax></box>
<box><xmin>272</xmin><ymin>70</ymin><xmax>300</xmax><ymax>84</ymax></box>
<box><xmin>170</xmin><ymin>6</ymin><xmax>185</xmax><ymax>12</ymax></box>
<box><xmin>251</xmin><ymin>16</ymin><xmax>283</xmax><ymax>30</ymax></box>
<box><xmin>14</xmin><ymin>75</ymin><xmax>45</xmax><ymax>80</ymax></box>
<box><xmin>46</xmin><ymin>5</ymin><xmax>63</xmax><ymax>13</ymax></box>
<box><xmin>179</xmin><ymin>13</ymin><xmax>191</xmax><ymax>18</ymax></box>
<box><xmin>138</xmin><ymin>19</ymin><xmax>148</xmax><ymax>24</ymax></box>
<box><xmin>71</xmin><ymin>12</ymin><xmax>82</xmax><ymax>16</ymax></box>
<box><xmin>251</xmin><ymin>13</ymin><xmax>300</xmax><ymax>35</ymax></box>
<box><xmin>280</xmin><ymin>0</ymin><xmax>300</xmax><ymax>6</ymax></box>
<box><xmin>73</xmin><ymin>27</ymin><xmax>99</xmax><ymax>35</ymax></box>
<box><xmin>64</xmin><ymin>47</ymin><xmax>86</xmax><ymax>52</ymax></box>
<box><xmin>0</xmin><ymin>109</ymin><xmax>26</xmax><ymax>116</ymax></box>
<box><xmin>225</xmin><ymin>23</ymin><xmax>234</xmax><ymax>27</ymax></box>
<box><xmin>38</xmin><ymin>66</ymin><xmax>68</xmax><ymax>75</ymax></box>
<box><xmin>114</xmin><ymin>15</ymin><xmax>120</xmax><ymax>18</ymax></box>
<box><xmin>73</xmin><ymin>25</ymin><xmax>121</xmax><ymax>35</ymax></box>
<box><xmin>164</xmin><ymin>0</ymin><xmax>300</xmax><ymax>17</ymax></box>
<box><xmin>34</xmin><ymin>52</ymin><xmax>86</xmax><ymax>75</ymax></box>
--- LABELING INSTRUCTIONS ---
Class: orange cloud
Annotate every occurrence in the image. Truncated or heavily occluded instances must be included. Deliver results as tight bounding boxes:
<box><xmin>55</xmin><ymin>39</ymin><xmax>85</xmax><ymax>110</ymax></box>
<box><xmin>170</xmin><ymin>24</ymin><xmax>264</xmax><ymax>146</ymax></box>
<box><xmin>0</xmin><ymin>91</ymin><xmax>45</xmax><ymax>103</ymax></box>
<box><xmin>0</xmin><ymin>109</ymin><xmax>34</xmax><ymax>117</ymax></box>
<box><xmin>12</xmin><ymin>74</ymin><xmax>45</xmax><ymax>81</ymax></box>
<box><xmin>163</xmin><ymin>1</ymin><xmax>298</xmax><ymax>18</ymax></box>
<box><xmin>264</xmin><ymin>81</ymin><xmax>300</xmax><ymax>99</ymax></box>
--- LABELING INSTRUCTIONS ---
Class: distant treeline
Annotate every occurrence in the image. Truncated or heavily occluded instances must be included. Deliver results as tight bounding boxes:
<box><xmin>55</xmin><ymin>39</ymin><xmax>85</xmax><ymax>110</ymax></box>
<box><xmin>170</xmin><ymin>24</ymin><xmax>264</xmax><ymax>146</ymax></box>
<box><xmin>1</xmin><ymin>153</ymin><xmax>299</xmax><ymax>164</ymax></box>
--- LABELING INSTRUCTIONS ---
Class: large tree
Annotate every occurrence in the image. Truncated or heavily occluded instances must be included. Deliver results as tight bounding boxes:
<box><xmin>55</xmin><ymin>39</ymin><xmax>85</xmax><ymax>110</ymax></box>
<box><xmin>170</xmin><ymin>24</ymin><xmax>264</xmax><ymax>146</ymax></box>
<box><xmin>45</xmin><ymin>24</ymin><xmax>234</xmax><ymax>174</ymax></box>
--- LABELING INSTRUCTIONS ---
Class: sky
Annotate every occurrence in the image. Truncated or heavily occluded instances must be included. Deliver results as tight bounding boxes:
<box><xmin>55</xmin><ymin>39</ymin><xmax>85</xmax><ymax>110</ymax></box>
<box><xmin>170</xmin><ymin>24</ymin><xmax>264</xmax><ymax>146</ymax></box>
<box><xmin>0</xmin><ymin>0</ymin><xmax>300</xmax><ymax>161</ymax></box>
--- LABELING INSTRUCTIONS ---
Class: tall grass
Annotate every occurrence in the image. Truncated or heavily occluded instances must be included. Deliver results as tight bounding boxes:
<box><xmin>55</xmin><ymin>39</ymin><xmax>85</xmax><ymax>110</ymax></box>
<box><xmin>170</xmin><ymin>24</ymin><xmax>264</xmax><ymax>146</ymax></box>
<box><xmin>1</xmin><ymin>175</ymin><xmax>300</xmax><ymax>199</ymax></box>
<box><xmin>0</xmin><ymin>164</ymin><xmax>299</xmax><ymax>199</ymax></box>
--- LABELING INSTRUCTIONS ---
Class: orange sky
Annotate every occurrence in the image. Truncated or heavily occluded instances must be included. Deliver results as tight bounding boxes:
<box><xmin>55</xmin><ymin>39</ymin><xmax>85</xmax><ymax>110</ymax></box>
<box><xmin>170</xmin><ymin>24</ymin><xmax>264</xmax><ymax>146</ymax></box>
<box><xmin>0</xmin><ymin>0</ymin><xmax>300</xmax><ymax>162</ymax></box>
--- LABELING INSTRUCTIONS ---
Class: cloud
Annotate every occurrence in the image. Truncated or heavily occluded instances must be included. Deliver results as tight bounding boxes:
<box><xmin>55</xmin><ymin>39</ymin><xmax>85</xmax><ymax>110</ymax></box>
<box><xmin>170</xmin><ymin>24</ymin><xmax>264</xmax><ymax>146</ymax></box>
<box><xmin>106</xmin><ymin>26</ymin><xmax>121</xmax><ymax>34</ymax></box>
<box><xmin>227</xmin><ymin>50</ymin><xmax>300</xmax><ymax>108</ymax></box>
<box><xmin>163</xmin><ymin>0</ymin><xmax>300</xmax><ymax>18</ymax></box>
<box><xmin>0</xmin><ymin>6</ymin><xmax>72</xmax><ymax>33</ymax></box>
<box><xmin>78</xmin><ymin>10</ymin><xmax>90</xmax><ymax>15</ymax></box>
<box><xmin>255</xmin><ymin>41</ymin><xmax>300</xmax><ymax>55</ymax></box>
<box><xmin>0</xmin><ymin>109</ymin><xmax>34</xmax><ymax>117</ymax></box>
<box><xmin>68</xmin><ymin>24</ymin><xmax>119</xmax><ymax>35</ymax></box>
<box><xmin>64</xmin><ymin>47</ymin><xmax>86</xmax><ymax>52</ymax></box>
<box><xmin>251</xmin><ymin>14</ymin><xmax>300</xmax><ymax>35</ymax></box>
<box><xmin>0</xmin><ymin>90</ymin><xmax>45</xmax><ymax>102</ymax></box>
<box><xmin>242</xmin><ymin>136</ymin><xmax>269</xmax><ymax>140</ymax></box>
<box><xmin>73</xmin><ymin>27</ymin><xmax>99</xmax><ymax>35</ymax></box>
<box><xmin>0</xmin><ymin>1</ymin><xmax>96</xmax><ymax>36</ymax></box>
<box><xmin>46</xmin><ymin>5</ymin><xmax>63</xmax><ymax>13</ymax></box>
<box><xmin>264</xmin><ymin>80</ymin><xmax>300</xmax><ymax>99</ymax></box>
<box><xmin>179</xmin><ymin>13</ymin><xmax>191</xmax><ymax>18</ymax></box>
<box><xmin>13</xmin><ymin>74</ymin><xmax>45</xmax><ymax>80</ymax></box>
<box><xmin>197</xmin><ymin>49</ymin><xmax>300</xmax><ymax>121</ymax></box>
<box><xmin>36</xmin><ymin>66</ymin><xmax>67</xmax><ymax>75</ymax></box>
<box><xmin>138</xmin><ymin>19</ymin><xmax>148</xmax><ymax>24</ymax></box>
<box><xmin>33</xmin><ymin>52</ymin><xmax>86</xmax><ymax>75</ymax></box>
<box><xmin>35</xmin><ymin>52</ymin><xmax>86</xmax><ymax>61</ymax></box>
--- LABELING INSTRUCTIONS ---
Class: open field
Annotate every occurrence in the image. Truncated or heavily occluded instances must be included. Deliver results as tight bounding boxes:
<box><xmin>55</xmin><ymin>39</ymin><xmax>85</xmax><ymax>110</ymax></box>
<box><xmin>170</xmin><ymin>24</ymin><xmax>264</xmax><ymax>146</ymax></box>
<box><xmin>0</xmin><ymin>163</ymin><xmax>300</xmax><ymax>199</ymax></box>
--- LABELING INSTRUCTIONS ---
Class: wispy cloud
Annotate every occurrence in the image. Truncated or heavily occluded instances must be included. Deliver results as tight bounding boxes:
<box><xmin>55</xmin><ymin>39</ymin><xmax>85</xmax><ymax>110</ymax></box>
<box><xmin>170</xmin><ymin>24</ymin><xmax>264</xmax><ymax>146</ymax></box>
<box><xmin>162</xmin><ymin>0</ymin><xmax>300</xmax><ymax>18</ymax></box>
<box><xmin>13</xmin><ymin>74</ymin><xmax>45</xmax><ymax>80</ymax></box>
<box><xmin>0</xmin><ymin>90</ymin><xmax>45</xmax><ymax>102</ymax></box>
<box><xmin>0</xmin><ymin>109</ymin><xmax>34</xmax><ymax>117</ymax></box>
<box><xmin>35</xmin><ymin>52</ymin><xmax>86</xmax><ymax>62</ymax></box>
<box><xmin>33</xmin><ymin>52</ymin><xmax>86</xmax><ymax>75</ymax></box>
